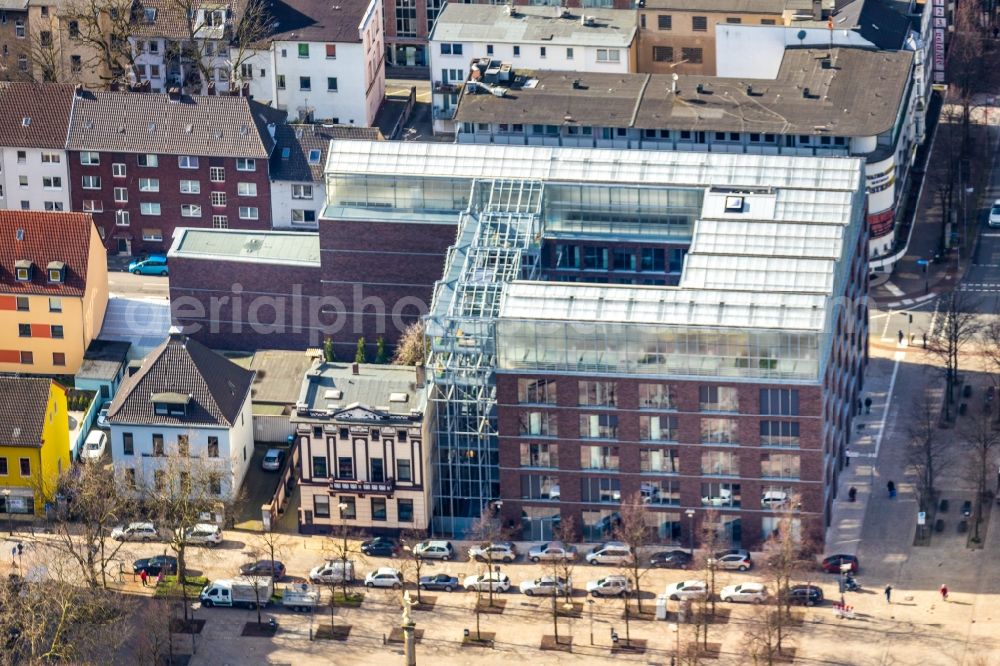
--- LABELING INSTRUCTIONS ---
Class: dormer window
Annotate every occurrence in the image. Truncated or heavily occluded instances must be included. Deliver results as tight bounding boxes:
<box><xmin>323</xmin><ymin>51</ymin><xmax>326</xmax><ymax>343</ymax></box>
<box><xmin>152</xmin><ymin>392</ymin><xmax>191</xmax><ymax>417</ymax></box>
<box><xmin>144</xmin><ymin>7</ymin><xmax>156</xmax><ymax>23</ymax></box>
<box><xmin>308</xmin><ymin>149</ymin><xmax>322</xmax><ymax>164</ymax></box>
<box><xmin>46</xmin><ymin>261</ymin><xmax>64</xmax><ymax>283</ymax></box>
<box><xmin>14</xmin><ymin>259</ymin><xmax>31</xmax><ymax>281</ymax></box>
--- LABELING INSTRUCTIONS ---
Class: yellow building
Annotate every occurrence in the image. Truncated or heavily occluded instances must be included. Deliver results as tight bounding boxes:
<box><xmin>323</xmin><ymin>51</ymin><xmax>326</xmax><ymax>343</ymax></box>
<box><xmin>0</xmin><ymin>211</ymin><xmax>108</xmax><ymax>375</ymax></box>
<box><xmin>0</xmin><ymin>377</ymin><xmax>70</xmax><ymax>517</ymax></box>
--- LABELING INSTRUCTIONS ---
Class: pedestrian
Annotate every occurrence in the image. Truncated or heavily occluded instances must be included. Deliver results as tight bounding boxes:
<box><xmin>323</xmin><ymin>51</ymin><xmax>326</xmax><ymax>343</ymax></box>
<box><xmin>922</xmin><ymin>332</ymin><xmax>927</xmax><ymax>348</ymax></box>
<box><xmin>940</xmin><ymin>584</ymin><xmax>948</xmax><ymax>601</ymax></box>
<box><xmin>887</xmin><ymin>480</ymin><xmax>896</xmax><ymax>498</ymax></box>
<box><xmin>884</xmin><ymin>585</ymin><xmax>892</xmax><ymax>603</ymax></box>
<box><xmin>139</xmin><ymin>569</ymin><xmax>148</xmax><ymax>587</ymax></box>
<box><xmin>898</xmin><ymin>329</ymin><xmax>904</xmax><ymax>344</ymax></box>
<box><xmin>156</xmin><ymin>569</ymin><xmax>164</xmax><ymax>586</ymax></box>
<box><xmin>864</xmin><ymin>396</ymin><xmax>872</xmax><ymax>414</ymax></box>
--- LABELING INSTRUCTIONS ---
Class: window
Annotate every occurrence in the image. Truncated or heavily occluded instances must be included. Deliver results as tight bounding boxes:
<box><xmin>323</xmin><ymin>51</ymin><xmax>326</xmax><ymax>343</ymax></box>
<box><xmin>140</xmin><ymin>202</ymin><xmax>160</xmax><ymax>216</ymax></box>
<box><xmin>338</xmin><ymin>496</ymin><xmax>356</xmax><ymax>518</ymax></box>
<box><xmin>637</xmin><ymin>383</ymin><xmax>674</xmax><ymax>409</ymax></box>
<box><xmin>237</xmin><ymin>182</ymin><xmax>257</xmax><ymax>196</ymax></box>
<box><xmin>14</xmin><ymin>19</ymin><xmax>23</xmax><ymax>37</ymax></box>
<box><xmin>297</xmin><ymin>43</ymin><xmax>309</xmax><ymax>58</ymax></box>
<box><xmin>580</xmin><ymin>414</ymin><xmax>618</xmax><ymax>439</ymax></box>
<box><xmin>18</xmin><ymin>323</ymin><xmax>30</xmax><ymax>337</ymax></box>
<box><xmin>179</xmin><ymin>180</ymin><xmax>200</xmax><ymax>194</ymax></box>
<box><xmin>48</xmin><ymin>297</ymin><xmax>60</xmax><ymax>312</ymax></box>
<box><xmin>138</xmin><ymin>154</ymin><xmax>158</xmax><ymax>167</ymax></box>
<box><xmin>208</xmin><ymin>473</ymin><xmax>222</xmax><ymax>495</ymax></box>
<box><xmin>115</xmin><ymin>210</ymin><xmax>130</xmax><ymax>226</ymax></box>
<box><xmin>123</xmin><ymin>433</ymin><xmax>134</xmax><ymax>455</ymax></box>
<box><xmin>653</xmin><ymin>46</ymin><xmax>673</xmax><ymax>62</ymax></box>
<box><xmin>15</xmin><ymin>265</ymin><xmax>29</xmax><ymax>281</ymax></box>
<box><xmin>700</xmin><ymin>386</ymin><xmax>739</xmax><ymax>412</ymax></box>
<box><xmin>17</xmin><ymin>175</ymin><xmax>27</xmax><ymax>188</ymax></box>
<box><xmin>181</xmin><ymin>204</ymin><xmax>201</xmax><ymax>217</ymax></box>
<box><xmin>701</xmin><ymin>418</ymin><xmax>739</xmax><ymax>445</ymax></box>
<box><xmin>291</xmin><ymin>184</ymin><xmax>313</xmax><ymax>199</ymax></box>
<box><xmin>16</xmin><ymin>54</ymin><xmax>26</xmax><ymax>71</ymax></box>
<box><xmin>639</xmin><ymin>415</ymin><xmax>678</xmax><ymax>441</ymax></box>
<box><xmin>439</xmin><ymin>43</ymin><xmax>463</xmax><ymax>55</ymax></box>
<box><xmin>540</xmin><ymin>46</ymin><xmax>547</xmax><ymax>58</ymax></box>
<box><xmin>327</xmin><ymin>77</ymin><xmax>338</xmax><ymax>91</ymax></box>
<box><xmin>580</xmin><ymin>477</ymin><xmax>621</xmax><ymax>503</ymax></box>
<box><xmin>43</xmin><ymin>201</ymin><xmax>64</xmax><ymax>212</ymax></box>
<box><xmin>207</xmin><ymin>436</ymin><xmax>219</xmax><ymax>457</ymax></box>
<box><xmin>152</xmin><ymin>434</ymin><xmax>164</xmax><ymax>456</ymax></box>
<box><xmin>178</xmin><ymin>155</ymin><xmax>199</xmax><ymax>169</ymax></box>
<box><xmin>396</xmin><ymin>458</ymin><xmax>412</xmax><ymax>482</ymax></box>
<box><xmin>370</xmin><ymin>458</ymin><xmax>385</xmax><ymax>483</ymax></box>
<box><xmin>640</xmin><ymin>248</ymin><xmax>665</xmax><ymax>271</ymax></box>
<box><xmin>760</xmin><ymin>389</ymin><xmax>800</xmax><ymax>415</ymax></box>
<box><xmin>299</xmin><ymin>76</ymin><xmax>311</xmax><ymax>90</ymax></box>
<box><xmin>68</xmin><ymin>20</ymin><xmax>79</xmax><ymax>37</ymax></box>
<box><xmin>325</xmin><ymin>43</ymin><xmax>336</xmax><ymax>58</ymax></box>
<box><xmin>0</xmin><ymin>458</ymin><xmax>6</xmax><ymax>476</ymax></box>
<box><xmin>398</xmin><ymin>499</ymin><xmax>414</xmax><ymax>522</ymax></box>
<box><xmin>726</xmin><ymin>16</ymin><xmax>741</xmax><ymax>23</ymax></box>
<box><xmin>15</xmin><ymin>297</ymin><xmax>28</xmax><ymax>312</ymax></box>
<box><xmin>519</xmin><ymin>411</ymin><xmax>557</xmax><ymax>437</ymax></box>
<box><xmin>18</xmin><ymin>351</ymin><xmax>32</xmax><ymax>364</ymax></box>
<box><xmin>578</xmin><ymin>380</ymin><xmax>617</xmax><ymax>407</ymax></box>
<box><xmin>112</xmin><ymin>163</ymin><xmax>126</xmax><ymax>177</ymax></box>
<box><xmin>211</xmin><ymin>191</ymin><xmax>226</xmax><ymax>206</ymax></box>
<box><xmin>701</xmin><ymin>482</ymin><xmax>741</xmax><ymax>507</ymax></box>
<box><xmin>580</xmin><ymin>445</ymin><xmax>619</xmax><ymax>470</ymax></box>
<box><xmin>209</xmin><ymin>167</ymin><xmax>224</xmax><ymax>182</ymax></box>
<box><xmin>681</xmin><ymin>47</ymin><xmax>703</xmax><ymax>64</ymax></box>
<box><xmin>701</xmin><ymin>451</ymin><xmax>739</xmax><ymax>476</ymax></box>
<box><xmin>177</xmin><ymin>435</ymin><xmax>190</xmax><ymax>457</ymax></box>
<box><xmin>312</xmin><ymin>455</ymin><xmax>328</xmax><ymax>477</ymax></box>
<box><xmin>277</xmin><ymin>75</ymin><xmax>286</xmax><ymax>89</ymax></box>
<box><xmin>40</xmin><ymin>152</ymin><xmax>60</xmax><ymax>164</ymax></box>
<box><xmin>371</xmin><ymin>497</ymin><xmax>387</xmax><ymax>521</ymax></box>
<box><xmin>239</xmin><ymin>207</ymin><xmax>258</xmax><ymax>220</ymax></box>
<box><xmin>19</xmin><ymin>457</ymin><xmax>30</xmax><ymax>477</ymax></box>
<box><xmin>291</xmin><ymin>210</ymin><xmax>316</xmax><ymax>223</ymax></box>
<box><xmin>236</xmin><ymin>158</ymin><xmax>256</xmax><ymax>172</ymax></box>
<box><xmin>139</xmin><ymin>178</ymin><xmax>159</xmax><ymax>192</ymax></box>
<box><xmin>52</xmin><ymin>352</ymin><xmax>65</xmax><ymax>366</ymax></box>
<box><xmin>520</xmin><ymin>443</ymin><xmax>557</xmax><ymax>468</ymax></box>
<box><xmin>518</xmin><ymin>378</ymin><xmax>556</xmax><ymax>404</ymax></box>
<box><xmin>596</xmin><ymin>48</ymin><xmax>620</xmax><ymax>63</ymax></box>
<box><xmin>761</xmin><ymin>18</ymin><xmax>776</xmax><ymax>24</ymax></box>
<box><xmin>212</xmin><ymin>215</ymin><xmax>228</xmax><ymax>229</ymax></box>
<box><xmin>566</xmin><ymin>47</ymin><xmax>574</xmax><ymax>59</ymax></box>
<box><xmin>692</xmin><ymin>15</ymin><xmax>707</xmax><ymax>31</ymax></box>
<box><xmin>761</xmin><ymin>421</ymin><xmax>800</xmax><ymax>447</ymax></box>
<box><xmin>513</xmin><ymin>45</ymin><xmax>520</xmax><ymax>57</ymax></box>
<box><xmin>333</xmin><ymin>456</ymin><xmax>353</xmax><ymax>479</ymax></box>
<box><xmin>640</xmin><ymin>448</ymin><xmax>679</xmax><ymax>474</ymax></box>
<box><xmin>50</xmin><ymin>325</ymin><xmax>63</xmax><ymax>339</ymax></box>
<box><xmin>80</xmin><ymin>152</ymin><xmax>100</xmax><ymax>165</ymax></box>
<box><xmin>611</xmin><ymin>248</ymin><xmax>634</xmax><ymax>271</ymax></box>
<box><xmin>657</xmin><ymin>14</ymin><xmax>672</xmax><ymax>29</ymax></box>
<box><xmin>308</xmin><ymin>150</ymin><xmax>322</xmax><ymax>164</ymax></box>
<box><xmin>761</xmin><ymin>452</ymin><xmax>800</xmax><ymax>479</ymax></box>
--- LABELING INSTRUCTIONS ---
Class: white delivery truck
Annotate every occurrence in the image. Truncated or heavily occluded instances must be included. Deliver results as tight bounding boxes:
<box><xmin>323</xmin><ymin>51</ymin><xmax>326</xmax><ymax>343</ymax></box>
<box><xmin>199</xmin><ymin>577</ymin><xmax>274</xmax><ymax>609</ymax></box>
<box><xmin>282</xmin><ymin>583</ymin><xmax>320</xmax><ymax>612</ymax></box>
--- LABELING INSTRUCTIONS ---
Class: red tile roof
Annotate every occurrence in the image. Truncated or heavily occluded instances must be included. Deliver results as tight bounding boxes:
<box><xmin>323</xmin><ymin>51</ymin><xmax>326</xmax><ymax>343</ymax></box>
<box><xmin>0</xmin><ymin>211</ymin><xmax>97</xmax><ymax>297</ymax></box>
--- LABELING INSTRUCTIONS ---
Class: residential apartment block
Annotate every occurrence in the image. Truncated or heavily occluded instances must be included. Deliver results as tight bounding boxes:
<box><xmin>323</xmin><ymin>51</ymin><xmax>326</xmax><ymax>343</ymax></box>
<box><xmin>27</xmin><ymin>0</ymin><xmax>115</xmax><ymax>88</ymax></box>
<box><xmin>0</xmin><ymin>210</ymin><xmax>108</xmax><ymax>374</ymax></box>
<box><xmin>107</xmin><ymin>331</ymin><xmax>255</xmax><ymax>501</ymax></box>
<box><xmin>0</xmin><ymin>0</ymin><xmax>33</xmax><ymax>82</ymax></box>
<box><xmin>65</xmin><ymin>89</ymin><xmax>277</xmax><ymax>255</ymax></box>
<box><xmin>292</xmin><ymin>362</ymin><xmax>430</xmax><ymax>534</ymax></box>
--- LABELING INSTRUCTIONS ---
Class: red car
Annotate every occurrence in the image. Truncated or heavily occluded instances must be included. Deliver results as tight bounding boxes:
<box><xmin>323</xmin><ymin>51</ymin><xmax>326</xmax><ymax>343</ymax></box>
<box><xmin>820</xmin><ymin>554</ymin><xmax>859</xmax><ymax>573</ymax></box>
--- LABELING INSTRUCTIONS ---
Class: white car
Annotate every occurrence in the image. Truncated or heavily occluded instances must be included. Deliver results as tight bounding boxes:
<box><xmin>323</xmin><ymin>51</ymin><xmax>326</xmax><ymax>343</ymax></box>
<box><xmin>261</xmin><ymin>448</ymin><xmax>285</xmax><ymax>471</ymax></box>
<box><xmin>310</xmin><ymin>560</ymin><xmax>355</xmax><ymax>584</ymax></box>
<box><xmin>528</xmin><ymin>541</ymin><xmax>577</xmax><ymax>563</ymax></box>
<box><xmin>111</xmin><ymin>522</ymin><xmax>159</xmax><ymax>542</ymax></box>
<box><xmin>80</xmin><ymin>430</ymin><xmax>107</xmax><ymax>462</ymax></box>
<box><xmin>990</xmin><ymin>199</ymin><xmax>1000</xmax><ymax>227</ymax></box>
<box><xmin>463</xmin><ymin>572</ymin><xmax>511</xmax><ymax>593</ymax></box>
<box><xmin>519</xmin><ymin>576</ymin><xmax>571</xmax><ymax>597</ymax></box>
<box><xmin>720</xmin><ymin>582</ymin><xmax>768</xmax><ymax>604</ymax></box>
<box><xmin>468</xmin><ymin>541</ymin><xmax>517</xmax><ymax>563</ymax></box>
<box><xmin>183</xmin><ymin>523</ymin><xmax>223</xmax><ymax>546</ymax></box>
<box><xmin>586</xmin><ymin>575</ymin><xmax>631</xmax><ymax>597</ymax></box>
<box><xmin>585</xmin><ymin>541</ymin><xmax>633</xmax><ymax>566</ymax></box>
<box><xmin>364</xmin><ymin>567</ymin><xmax>403</xmax><ymax>589</ymax></box>
<box><xmin>665</xmin><ymin>579</ymin><xmax>709</xmax><ymax>601</ymax></box>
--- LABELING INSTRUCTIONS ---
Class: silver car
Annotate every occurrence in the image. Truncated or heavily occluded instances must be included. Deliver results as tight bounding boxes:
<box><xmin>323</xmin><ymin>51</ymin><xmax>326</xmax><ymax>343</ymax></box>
<box><xmin>528</xmin><ymin>541</ymin><xmax>577</xmax><ymax>563</ymax></box>
<box><xmin>468</xmin><ymin>541</ymin><xmax>518</xmax><ymax>563</ymax></box>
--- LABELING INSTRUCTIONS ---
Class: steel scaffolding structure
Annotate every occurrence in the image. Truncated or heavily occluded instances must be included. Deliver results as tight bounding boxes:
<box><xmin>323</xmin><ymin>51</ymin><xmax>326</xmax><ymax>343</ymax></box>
<box><xmin>427</xmin><ymin>178</ymin><xmax>542</xmax><ymax>536</ymax></box>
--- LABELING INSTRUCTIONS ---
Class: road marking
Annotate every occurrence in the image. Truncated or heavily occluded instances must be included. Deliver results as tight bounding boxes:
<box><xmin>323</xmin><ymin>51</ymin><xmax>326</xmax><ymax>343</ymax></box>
<box><xmin>879</xmin><ymin>309</ymin><xmax>894</xmax><ymax>340</ymax></box>
<box><xmin>928</xmin><ymin>297</ymin><xmax>941</xmax><ymax>338</ymax></box>
<box><xmin>884</xmin><ymin>282</ymin><xmax>905</xmax><ymax>296</ymax></box>
<box><xmin>873</xmin><ymin>353</ymin><xmax>904</xmax><ymax>459</ymax></box>
<box><xmin>982</xmin><ymin>233</ymin><xmax>1000</xmax><ymax>237</ymax></box>
<box><xmin>901</xmin><ymin>298</ymin><xmax>914</xmax><ymax>305</ymax></box>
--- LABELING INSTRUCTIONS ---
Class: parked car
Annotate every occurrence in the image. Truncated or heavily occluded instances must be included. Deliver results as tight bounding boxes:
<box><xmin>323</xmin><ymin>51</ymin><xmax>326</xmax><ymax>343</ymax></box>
<box><xmin>585</xmin><ymin>541</ymin><xmax>633</xmax><ymax>566</ymax></box>
<box><xmin>820</xmin><ymin>554</ymin><xmax>859</xmax><ymax>574</ymax></box>
<box><xmin>787</xmin><ymin>584</ymin><xmax>824</xmax><ymax>606</ymax></box>
<box><xmin>200</xmin><ymin>578</ymin><xmax>273</xmax><ymax>609</ymax></box>
<box><xmin>468</xmin><ymin>541</ymin><xmax>518</xmax><ymax>563</ymax></box>
<box><xmin>586</xmin><ymin>575</ymin><xmax>631</xmax><ymax>597</ymax></box>
<box><xmin>710</xmin><ymin>549</ymin><xmax>753</xmax><ymax>572</ymax></box>
<box><xmin>128</xmin><ymin>254</ymin><xmax>169</xmax><ymax>276</ymax></box>
<box><xmin>761</xmin><ymin>490</ymin><xmax>789</xmax><ymax>508</ymax></box>
<box><xmin>364</xmin><ymin>567</ymin><xmax>403</xmax><ymax>589</ymax></box>
<box><xmin>528</xmin><ymin>541</ymin><xmax>577</xmax><ymax>563</ymax></box>
<box><xmin>309</xmin><ymin>560</ymin><xmax>355</xmax><ymax>584</ymax></box>
<box><xmin>362</xmin><ymin>536</ymin><xmax>401</xmax><ymax>558</ymax></box>
<box><xmin>239</xmin><ymin>560</ymin><xmax>286</xmax><ymax>580</ymax></box>
<box><xmin>132</xmin><ymin>555</ymin><xmax>177</xmax><ymax>577</ymax></box>
<box><xmin>720</xmin><ymin>582</ymin><xmax>767</xmax><ymax>604</ymax></box>
<box><xmin>665</xmin><ymin>579</ymin><xmax>709</xmax><ymax>601</ymax></box>
<box><xmin>96</xmin><ymin>406</ymin><xmax>110</xmax><ymax>430</ymax></box>
<box><xmin>519</xmin><ymin>576</ymin><xmax>571</xmax><ymax>597</ymax></box>
<box><xmin>261</xmin><ymin>448</ymin><xmax>285</xmax><ymax>471</ymax></box>
<box><xmin>184</xmin><ymin>523</ymin><xmax>223</xmax><ymax>546</ymax></box>
<box><xmin>413</xmin><ymin>540</ymin><xmax>455</xmax><ymax>561</ymax></box>
<box><xmin>649</xmin><ymin>550</ymin><xmax>692</xmax><ymax>569</ymax></box>
<box><xmin>463</xmin><ymin>572</ymin><xmax>511</xmax><ymax>593</ymax></box>
<box><xmin>111</xmin><ymin>522</ymin><xmax>159</xmax><ymax>542</ymax></box>
<box><xmin>418</xmin><ymin>573</ymin><xmax>460</xmax><ymax>592</ymax></box>
<box><xmin>80</xmin><ymin>430</ymin><xmax>107</xmax><ymax>463</ymax></box>
<box><xmin>990</xmin><ymin>199</ymin><xmax>1000</xmax><ymax>227</ymax></box>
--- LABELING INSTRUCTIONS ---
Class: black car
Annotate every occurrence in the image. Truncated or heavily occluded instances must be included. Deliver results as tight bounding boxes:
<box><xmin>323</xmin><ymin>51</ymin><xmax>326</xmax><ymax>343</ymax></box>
<box><xmin>418</xmin><ymin>573</ymin><xmax>460</xmax><ymax>592</ymax></box>
<box><xmin>787</xmin><ymin>584</ymin><xmax>824</xmax><ymax>606</ymax></box>
<box><xmin>361</xmin><ymin>536</ymin><xmax>400</xmax><ymax>558</ymax></box>
<box><xmin>133</xmin><ymin>555</ymin><xmax>177</xmax><ymax>576</ymax></box>
<box><xmin>239</xmin><ymin>559</ymin><xmax>286</xmax><ymax>579</ymax></box>
<box><xmin>649</xmin><ymin>550</ymin><xmax>692</xmax><ymax>569</ymax></box>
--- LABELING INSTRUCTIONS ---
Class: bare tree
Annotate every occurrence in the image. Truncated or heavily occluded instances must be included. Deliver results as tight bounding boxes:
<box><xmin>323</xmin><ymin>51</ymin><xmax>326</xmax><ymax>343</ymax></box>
<box><xmin>979</xmin><ymin>320</ymin><xmax>1000</xmax><ymax>422</ymax></box>
<box><xmin>960</xmin><ymin>408</ymin><xmax>1000</xmax><ymax>543</ymax></box>
<box><xmin>742</xmin><ymin>606</ymin><xmax>782</xmax><ymax>666</ymax></box>
<box><xmin>948</xmin><ymin>0</ymin><xmax>988</xmax><ymax>151</ymax></box>
<box><xmin>926</xmin><ymin>290</ymin><xmax>980</xmax><ymax>420</ymax></box>
<box><xmin>762</xmin><ymin>496</ymin><xmax>814</xmax><ymax>655</ymax></box>
<box><xmin>59</xmin><ymin>0</ymin><xmax>140</xmax><ymax>87</ymax></box>
<box><xmin>393</xmin><ymin>320</ymin><xmax>427</xmax><ymax>366</ymax></box>
<box><xmin>907</xmin><ymin>390</ymin><xmax>953</xmax><ymax>512</ymax></box>
<box><xmin>613</xmin><ymin>491</ymin><xmax>653</xmax><ymax>614</ymax></box>
<box><xmin>399</xmin><ymin>528</ymin><xmax>430</xmax><ymax>604</ymax></box>
<box><xmin>541</xmin><ymin>517</ymin><xmax>577</xmax><ymax>646</ymax></box>
<box><xmin>467</xmin><ymin>503</ymin><xmax>511</xmax><ymax>608</ymax></box>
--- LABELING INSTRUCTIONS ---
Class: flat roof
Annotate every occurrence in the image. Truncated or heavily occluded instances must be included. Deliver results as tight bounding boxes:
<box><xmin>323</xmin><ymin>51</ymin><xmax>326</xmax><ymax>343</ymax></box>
<box><xmin>642</xmin><ymin>0</ymin><xmax>788</xmax><ymax>11</ymax></box>
<box><xmin>295</xmin><ymin>362</ymin><xmax>426</xmax><ymax>418</ymax></box>
<box><xmin>77</xmin><ymin>340</ymin><xmax>131</xmax><ymax>381</ymax></box>
<box><xmin>249</xmin><ymin>349</ymin><xmax>318</xmax><ymax>405</ymax></box>
<box><xmin>430</xmin><ymin>5</ymin><xmax>636</xmax><ymax>48</ymax></box>
<box><xmin>168</xmin><ymin>228</ymin><xmax>321</xmax><ymax>267</ymax></box>
<box><xmin>453</xmin><ymin>47</ymin><xmax>913</xmax><ymax>137</ymax></box>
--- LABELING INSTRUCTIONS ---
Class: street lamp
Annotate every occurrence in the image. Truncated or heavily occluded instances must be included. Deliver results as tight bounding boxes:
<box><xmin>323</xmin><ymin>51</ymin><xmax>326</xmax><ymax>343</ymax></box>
<box><xmin>685</xmin><ymin>509</ymin><xmax>695</xmax><ymax>555</ymax></box>
<box><xmin>2</xmin><ymin>489</ymin><xmax>11</xmax><ymax>536</ymax></box>
<box><xmin>338</xmin><ymin>502</ymin><xmax>349</xmax><ymax>596</ymax></box>
<box><xmin>587</xmin><ymin>598</ymin><xmax>595</xmax><ymax>645</ymax></box>
<box><xmin>670</xmin><ymin>623</ymin><xmax>680</xmax><ymax>665</ymax></box>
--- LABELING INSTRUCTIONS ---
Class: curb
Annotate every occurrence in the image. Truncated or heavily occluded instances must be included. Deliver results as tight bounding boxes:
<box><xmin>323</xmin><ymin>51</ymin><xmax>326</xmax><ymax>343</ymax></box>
<box><xmin>880</xmin><ymin>291</ymin><xmax>940</xmax><ymax>309</ymax></box>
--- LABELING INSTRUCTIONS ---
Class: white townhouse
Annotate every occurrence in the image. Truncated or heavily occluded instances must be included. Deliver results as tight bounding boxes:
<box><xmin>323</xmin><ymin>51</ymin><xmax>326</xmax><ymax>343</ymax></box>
<box><xmin>107</xmin><ymin>331</ymin><xmax>255</xmax><ymax>501</ymax></box>
<box><xmin>244</xmin><ymin>0</ymin><xmax>385</xmax><ymax>125</ymax></box>
<box><xmin>0</xmin><ymin>82</ymin><xmax>75</xmax><ymax>212</ymax></box>
<box><xmin>428</xmin><ymin>4</ymin><xmax>637</xmax><ymax>134</ymax></box>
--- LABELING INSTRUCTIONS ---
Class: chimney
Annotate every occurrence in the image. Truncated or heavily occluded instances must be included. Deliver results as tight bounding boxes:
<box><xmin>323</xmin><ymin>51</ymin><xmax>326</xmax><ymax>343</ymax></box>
<box><xmin>811</xmin><ymin>0</ymin><xmax>822</xmax><ymax>21</ymax></box>
<box><xmin>351</xmin><ymin>362</ymin><xmax>359</xmax><ymax>375</ymax></box>
<box><xmin>167</xmin><ymin>86</ymin><xmax>181</xmax><ymax>102</ymax></box>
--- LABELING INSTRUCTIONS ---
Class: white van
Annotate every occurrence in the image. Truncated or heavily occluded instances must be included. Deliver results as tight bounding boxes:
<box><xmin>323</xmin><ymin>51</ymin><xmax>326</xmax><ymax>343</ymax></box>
<box><xmin>199</xmin><ymin>577</ymin><xmax>273</xmax><ymax>609</ymax></box>
<box><xmin>309</xmin><ymin>559</ymin><xmax>355</xmax><ymax>584</ymax></box>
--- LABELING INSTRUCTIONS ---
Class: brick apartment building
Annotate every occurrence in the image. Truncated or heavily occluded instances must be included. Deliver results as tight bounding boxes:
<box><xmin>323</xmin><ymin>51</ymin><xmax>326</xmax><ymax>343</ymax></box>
<box><xmin>65</xmin><ymin>89</ymin><xmax>278</xmax><ymax>255</ymax></box>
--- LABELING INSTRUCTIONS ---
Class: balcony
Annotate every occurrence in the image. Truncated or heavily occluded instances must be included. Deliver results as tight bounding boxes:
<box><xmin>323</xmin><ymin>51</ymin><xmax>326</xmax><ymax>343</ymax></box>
<box><xmin>433</xmin><ymin>81</ymin><xmax>459</xmax><ymax>94</ymax></box>
<box><xmin>329</xmin><ymin>478</ymin><xmax>396</xmax><ymax>496</ymax></box>
<box><xmin>432</xmin><ymin>106</ymin><xmax>456</xmax><ymax>121</ymax></box>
